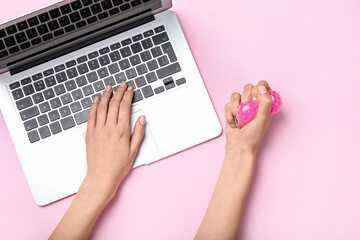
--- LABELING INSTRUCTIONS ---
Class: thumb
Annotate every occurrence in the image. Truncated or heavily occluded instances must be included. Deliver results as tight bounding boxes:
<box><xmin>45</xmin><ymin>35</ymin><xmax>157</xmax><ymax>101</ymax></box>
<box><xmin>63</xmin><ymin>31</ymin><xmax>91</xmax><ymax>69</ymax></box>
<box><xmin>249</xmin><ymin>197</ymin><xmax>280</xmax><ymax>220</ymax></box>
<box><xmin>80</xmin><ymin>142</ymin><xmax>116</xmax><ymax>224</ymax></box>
<box><xmin>130</xmin><ymin>115</ymin><xmax>146</xmax><ymax>159</ymax></box>
<box><xmin>255</xmin><ymin>85</ymin><xmax>272</xmax><ymax>122</ymax></box>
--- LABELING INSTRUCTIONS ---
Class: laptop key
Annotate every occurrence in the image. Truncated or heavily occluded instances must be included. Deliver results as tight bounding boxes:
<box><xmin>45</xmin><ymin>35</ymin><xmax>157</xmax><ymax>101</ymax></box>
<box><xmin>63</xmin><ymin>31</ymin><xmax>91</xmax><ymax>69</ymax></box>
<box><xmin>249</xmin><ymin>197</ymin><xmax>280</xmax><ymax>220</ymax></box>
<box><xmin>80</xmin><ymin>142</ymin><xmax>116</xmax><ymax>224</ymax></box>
<box><xmin>161</xmin><ymin>42</ymin><xmax>177</xmax><ymax>62</ymax></box>
<box><xmin>76</xmin><ymin>76</ymin><xmax>88</xmax><ymax>87</ymax></box>
<box><xmin>66</xmin><ymin>68</ymin><xmax>78</xmax><ymax>79</ymax></box>
<box><xmin>38</xmin><ymin>126</ymin><xmax>51</xmax><ymax>139</ymax></box>
<box><xmin>34</xmin><ymin>80</ymin><xmax>45</xmax><ymax>91</ymax></box>
<box><xmin>156</xmin><ymin>62</ymin><xmax>181</xmax><ymax>79</ymax></box>
<box><xmin>154</xmin><ymin>86</ymin><xmax>165</xmax><ymax>94</ymax></box>
<box><xmin>108</xmin><ymin>63</ymin><xmax>120</xmax><ymax>74</ymax></box>
<box><xmin>49</xmin><ymin>9</ymin><xmax>61</xmax><ymax>19</ymax></box>
<box><xmin>43</xmin><ymin>69</ymin><xmax>54</xmax><ymax>76</ymax></box>
<box><xmin>49</xmin><ymin>122</ymin><xmax>62</xmax><ymax>135</ymax></box>
<box><xmin>86</xmin><ymin>72</ymin><xmax>98</xmax><ymax>83</ymax></box>
<box><xmin>43</xmin><ymin>110</ymin><xmax>55</xmax><ymax>122</ymax></box>
<box><xmin>88</xmin><ymin>59</ymin><xmax>100</xmax><ymax>70</ymax></box>
<box><xmin>83</xmin><ymin>85</ymin><xmax>94</xmax><ymax>96</ymax></box>
<box><xmin>151</xmin><ymin>46</ymin><xmax>162</xmax><ymax>57</ymax></box>
<box><xmin>99</xmin><ymin>55</ymin><xmax>111</xmax><ymax>66</ymax></box>
<box><xmin>176</xmin><ymin>77</ymin><xmax>186</xmax><ymax>86</ymax></box>
<box><xmin>125</xmin><ymin>68</ymin><xmax>137</xmax><ymax>79</ymax></box>
<box><xmin>59</xmin><ymin>106</ymin><xmax>71</xmax><ymax>117</ymax></box>
<box><xmin>70</xmin><ymin>101</ymin><xmax>82</xmax><ymax>113</ymax></box>
<box><xmin>60</xmin><ymin>93</ymin><xmax>73</xmax><ymax>104</ymax></box>
<box><xmin>152</xmin><ymin>32</ymin><xmax>169</xmax><ymax>45</ymax></box>
<box><xmin>154</xmin><ymin>25</ymin><xmax>165</xmax><ymax>33</ymax></box>
<box><xmin>49</xmin><ymin>97</ymin><xmax>62</xmax><ymax>109</ymax></box>
<box><xmin>132</xmin><ymin>90</ymin><xmax>143</xmax><ymax>103</ymax></box>
<box><xmin>130</xmin><ymin>55</ymin><xmax>141</xmax><ymax>66</ymax></box>
<box><xmin>93</xmin><ymin>80</ymin><xmax>105</xmax><ymax>92</ymax></box>
<box><xmin>132</xmin><ymin>34</ymin><xmax>143</xmax><ymax>42</ymax></box>
<box><xmin>21</xmin><ymin>77</ymin><xmax>31</xmax><ymax>85</ymax></box>
<box><xmin>110</xmin><ymin>42</ymin><xmax>121</xmax><ymax>50</ymax></box>
<box><xmin>99</xmin><ymin>47</ymin><xmax>110</xmax><ymax>55</ymax></box>
<box><xmin>56</xmin><ymin>72</ymin><xmax>68</xmax><ymax>83</ymax></box>
<box><xmin>74</xmin><ymin>108</ymin><xmax>90</xmax><ymax>125</ymax></box>
<box><xmin>158</xmin><ymin>55</ymin><xmax>169</xmax><ymax>67</ymax></box>
<box><xmin>24</xmin><ymin>119</ymin><xmax>38</xmax><ymax>131</ymax></box>
<box><xmin>136</xmin><ymin>64</ymin><xmax>148</xmax><ymax>75</ymax></box>
<box><xmin>77</xmin><ymin>55</ymin><xmax>88</xmax><ymax>63</ymax></box>
<box><xmin>141</xmin><ymin>85</ymin><xmax>154</xmax><ymax>98</ymax></box>
<box><xmin>37</xmin><ymin>114</ymin><xmax>49</xmax><ymax>126</ymax></box>
<box><xmin>20</xmin><ymin>106</ymin><xmax>40</xmax><ymax>121</ymax></box>
<box><xmin>77</xmin><ymin>63</ymin><xmax>89</xmax><ymax>74</ymax></box>
<box><xmin>109</xmin><ymin>51</ymin><xmax>121</xmax><ymax>62</ymax></box>
<box><xmin>61</xmin><ymin>116</ymin><xmax>76</xmax><ymax>130</ymax></box>
<box><xmin>104</xmin><ymin>76</ymin><xmax>116</xmax><ymax>86</ymax></box>
<box><xmin>97</xmin><ymin>67</ymin><xmax>109</xmax><ymax>78</ymax></box>
<box><xmin>163</xmin><ymin>77</ymin><xmax>175</xmax><ymax>90</ymax></box>
<box><xmin>115</xmin><ymin>72</ymin><xmax>126</xmax><ymax>83</ymax></box>
<box><xmin>9</xmin><ymin>82</ymin><xmax>20</xmax><ymax>90</ymax></box>
<box><xmin>65</xmin><ymin>80</ymin><xmax>77</xmax><ymax>91</ymax></box>
<box><xmin>81</xmin><ymin>97</ymin><xmax>92</xmax><ymax>109</ymax></box>
<box><xmin>16</xmin><ymin>97</ymin><xmax>33</xmax><ymax>110</ymax></box>
<box><xmin>88</xmin><ymin>51</ymin><xmax>99</xmax><ymax>59</ymax></box>
<box><xmin>140</xmin><ymin>50</ymin><xmax>152</xmax><ymax>62</ymax></box>
<box><xmin>28</xmin><ymin>130</ymin><xmax>40</xmax><ymax>143</ymax></box>
<box><xmin>55</xmin><ymin>64</ymin><xmax>65</xmax><ymax>72</ymax></box>
<box><xmin>32</xmin><ymin>93</ymin><xmax>44</xmax><ymax>104</ymax></box>
<box><xmin>120</xmin><ymin>47</ymin><xmax>132</xmax><ymax>58</ymax></box>
<box><xmin>135</xmin><ymin>76</ymin><xmax>146</xmax><ymax>88</ymax></box>
<box><xmin>145</xmin><ymin>72</ymin><xmax>157</xmax><ymax>83</ymax></box>
<box><xmin>127</xmin><ymin>80</ymin><xmax>136</xmax><ymax>89</ymax></box>
<box><xmin>70</xmin><ymin>12</ymin><xmax>81</xmax><ymax>23</ymax></box>
<box><xmin>23</xmin><ymin>85</ymin><xmax>35</xmax><ymax>96</ymax></box>
<box><xmin>119</xmin><ymin>59</ymin><xmax>130</xmax><ymax>70</ymax></box>
<box><xmin>143</xmin><ymin>29</ymin><xmax>154</xmax><ymax>37</ymax></box>
<box><xmin>131</xmin><ymin>42</ymin><xmax>142</xmax><ymax>54</ymax></box>
<box><xmin>12</xmin><ymin>89</ymin><xmax>24</xmax><ymax>100</ymax></box>
<box><xmin>54</xmin><ymin>84</ymin><xmax>66</xmax><ymax>95</ymax></box>
<box><xmin>141</xmin><ymin>39</ymin><xmax>153</xmax><ymax>49</ymax></box>
<box><xmin>72</xmin><ymin>89</ymin><xmax>83</xmax><ymax>100</ymax></box>
<box><xmin>121</xmin><ymin>38</ymin><xmax>132</xmax><ymax>46</ymax></box>
<box><xmin>39</xmin><ymin>102</ymin><xmax>51</xmax><ymax>113</ymax></box>
<box><xmin>45</xmin><ymin>76</ymin><xmax>57</xmax><ymax>87</ymax></box>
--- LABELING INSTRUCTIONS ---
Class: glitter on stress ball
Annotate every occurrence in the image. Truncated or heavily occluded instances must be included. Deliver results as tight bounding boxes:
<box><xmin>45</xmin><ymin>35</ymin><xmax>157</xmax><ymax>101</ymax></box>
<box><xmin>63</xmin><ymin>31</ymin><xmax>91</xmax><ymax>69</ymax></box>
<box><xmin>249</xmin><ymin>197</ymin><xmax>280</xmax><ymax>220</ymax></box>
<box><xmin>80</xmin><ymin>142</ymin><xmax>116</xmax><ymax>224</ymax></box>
<box><xmin>236</xmin><ymin>90</ymin><xmax>282</xmax><ymax>128</ymax></box>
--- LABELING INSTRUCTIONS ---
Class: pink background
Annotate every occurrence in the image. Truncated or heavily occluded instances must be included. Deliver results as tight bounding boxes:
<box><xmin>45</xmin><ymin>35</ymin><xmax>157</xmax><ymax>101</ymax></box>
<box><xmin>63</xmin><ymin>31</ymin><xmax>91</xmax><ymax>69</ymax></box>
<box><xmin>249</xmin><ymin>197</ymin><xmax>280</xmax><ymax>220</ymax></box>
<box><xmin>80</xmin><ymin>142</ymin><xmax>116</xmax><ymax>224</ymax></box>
<box><xmin>1</xmin><ymin>0</ymin><xmax>360</xmax><ymax>239</ymax></box>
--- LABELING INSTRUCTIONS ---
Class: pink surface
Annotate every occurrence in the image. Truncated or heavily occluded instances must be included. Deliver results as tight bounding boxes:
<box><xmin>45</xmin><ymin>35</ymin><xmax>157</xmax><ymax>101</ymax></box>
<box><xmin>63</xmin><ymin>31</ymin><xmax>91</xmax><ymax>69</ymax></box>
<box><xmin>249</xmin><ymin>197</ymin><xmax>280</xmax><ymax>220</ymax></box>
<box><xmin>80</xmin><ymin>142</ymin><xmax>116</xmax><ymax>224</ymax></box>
<box><xmin>1</xmin><ymin>0</ymin><xmax>360</xmax><ymax>239</ymax></box>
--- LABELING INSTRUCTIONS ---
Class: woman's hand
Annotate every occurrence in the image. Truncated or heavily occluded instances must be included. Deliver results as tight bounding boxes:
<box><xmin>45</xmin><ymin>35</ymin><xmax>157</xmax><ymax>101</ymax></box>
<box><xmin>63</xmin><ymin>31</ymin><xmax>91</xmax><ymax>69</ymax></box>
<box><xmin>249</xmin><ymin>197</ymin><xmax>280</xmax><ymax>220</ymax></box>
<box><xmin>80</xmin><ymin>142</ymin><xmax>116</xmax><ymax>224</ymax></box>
<box><xmin>84</xmin><ymin>82</ymin><xmax>146</xmax><ymax>201</ymax></box>
<box><xmin>224</xmin><ymin>80</ymin><xmax>273</xmax><ymax>157</ymax></box>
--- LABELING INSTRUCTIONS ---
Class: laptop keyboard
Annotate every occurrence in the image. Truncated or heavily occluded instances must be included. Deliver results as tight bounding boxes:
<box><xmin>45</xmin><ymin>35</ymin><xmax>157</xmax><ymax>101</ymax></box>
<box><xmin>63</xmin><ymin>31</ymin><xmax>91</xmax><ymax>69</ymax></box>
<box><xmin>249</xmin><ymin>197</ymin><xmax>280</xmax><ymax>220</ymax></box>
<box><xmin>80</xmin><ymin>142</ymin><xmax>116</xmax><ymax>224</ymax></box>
<box><xmin>8</xmin><ymin>26</ymin><xmax>186</xmax><ymax>143</ymax></box>
<box><xmin>0</xmin><ymin>0</ymin><xmax>151</xmax><ymax>59</ymax></box>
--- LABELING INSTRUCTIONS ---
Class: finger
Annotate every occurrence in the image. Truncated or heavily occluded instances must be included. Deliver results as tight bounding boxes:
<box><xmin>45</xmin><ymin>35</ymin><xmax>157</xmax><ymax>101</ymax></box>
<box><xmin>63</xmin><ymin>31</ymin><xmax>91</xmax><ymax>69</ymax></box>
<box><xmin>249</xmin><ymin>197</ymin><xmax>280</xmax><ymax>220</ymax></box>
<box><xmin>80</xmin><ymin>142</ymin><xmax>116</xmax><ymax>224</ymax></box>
<box><xmin>87</xmin><ymin>96</ymin><xmax>100</xmax><ymax>132</ymax></box>
<box><xmin>251</xmin><ymin>80</ymin><xmax>271</xmax><ymax>98</ymax></box>
<box><xmin>254</xmin><ymin>85</ymin><xmax>272</xmax><ymax>122</ymax></box>
<box><xmin>224</xmin><ymin>103</ymin><xmax>237</xmax><ymax>128</ymax></box>
<box><xmin>241</xmin><ymin>84</ymin><xmax>254</xmax><ymax>103</ymax></box>
<box><xmin>230</xmin><ymin>92</ymin><xmax>241</xmax><ymax>121</ymax></box>
<box><xmin>130</xmin><ymin>115</ymin><xmax>146</xmax><ymax>159</ymax></box>
<box><xmin>117</xmin><ymin>86</ymin><xmax>134</xmax><ymax>127</ymax></box>
<box><xmin>96</xmin><ymin>85</ymin><xmax>113</xmax><ymax>126</ymax></box>
<box><xmin>107</xmin><ymin>81</ymin><xmax>127</xmax><ymax>125</ymax></box>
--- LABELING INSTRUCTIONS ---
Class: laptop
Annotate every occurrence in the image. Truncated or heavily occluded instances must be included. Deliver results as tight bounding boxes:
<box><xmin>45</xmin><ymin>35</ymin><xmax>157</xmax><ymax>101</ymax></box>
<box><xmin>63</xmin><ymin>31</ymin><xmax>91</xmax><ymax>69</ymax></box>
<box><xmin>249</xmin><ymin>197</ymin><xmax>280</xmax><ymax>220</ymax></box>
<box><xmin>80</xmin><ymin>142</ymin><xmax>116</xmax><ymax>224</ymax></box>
<box><xmin>0</xmin><ymin>0</ymin><xmax>222</xmax><ymax>206</ymax></box>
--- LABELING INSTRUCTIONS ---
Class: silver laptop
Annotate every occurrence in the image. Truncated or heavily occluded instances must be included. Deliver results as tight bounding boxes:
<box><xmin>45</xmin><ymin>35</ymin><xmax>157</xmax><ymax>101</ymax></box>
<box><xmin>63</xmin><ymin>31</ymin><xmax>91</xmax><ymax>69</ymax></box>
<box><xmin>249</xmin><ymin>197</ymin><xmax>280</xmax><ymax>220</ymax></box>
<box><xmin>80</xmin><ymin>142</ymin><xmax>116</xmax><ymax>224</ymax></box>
<box><xmin>0</xmin><ymin>0</ymin><xmax>222</xmax><ymax>206</ymax></box>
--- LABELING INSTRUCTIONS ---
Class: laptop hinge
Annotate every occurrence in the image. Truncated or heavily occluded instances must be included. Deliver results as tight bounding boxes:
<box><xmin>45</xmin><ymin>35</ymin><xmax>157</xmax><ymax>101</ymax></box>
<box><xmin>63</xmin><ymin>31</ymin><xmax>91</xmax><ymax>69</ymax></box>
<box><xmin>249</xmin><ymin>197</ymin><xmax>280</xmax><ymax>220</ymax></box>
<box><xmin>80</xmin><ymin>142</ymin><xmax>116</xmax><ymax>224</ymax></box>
<box><xmin>10</xmin><ymin>13</ymin><xmax>155</xmax><ymax>75</ymax></box>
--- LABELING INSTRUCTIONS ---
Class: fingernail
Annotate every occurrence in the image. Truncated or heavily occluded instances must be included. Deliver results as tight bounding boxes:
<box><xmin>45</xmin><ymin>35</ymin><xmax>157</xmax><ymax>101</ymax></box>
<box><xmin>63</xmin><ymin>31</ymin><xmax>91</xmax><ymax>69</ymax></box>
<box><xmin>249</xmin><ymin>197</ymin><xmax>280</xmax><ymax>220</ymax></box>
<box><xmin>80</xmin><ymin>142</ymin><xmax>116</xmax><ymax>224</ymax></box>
<box><xmin>94</xmin><ymin>96</ymin><xmax>99</xmax><ymax>103</ymax></box>
<box><xmin>140</xmin><ymin>115</ymin><xmax>146</xmax><ymax>125</ymax></box>
<box><xmin>259</xmin><ymin>85</ymin><xmax>267</xmax><ymax>95</ymax></box>
<box><xmin>120</xmin><ymin>81</ymin><xmax>126</xmax><ymax>87</ymax></box>
<box><xmin>105</xmin><ymin>85</ymin><xmax>112</xmax><ymax>92</ymax></box>
<box><xmin>127</xmin><ymin>86</ymin><xmax>133</xmax><ymax>91</ymax></box>
<box><xmin>252</xmin><ymin>97</ymin><xmax>257</xmax><ymax>100</ymax></box>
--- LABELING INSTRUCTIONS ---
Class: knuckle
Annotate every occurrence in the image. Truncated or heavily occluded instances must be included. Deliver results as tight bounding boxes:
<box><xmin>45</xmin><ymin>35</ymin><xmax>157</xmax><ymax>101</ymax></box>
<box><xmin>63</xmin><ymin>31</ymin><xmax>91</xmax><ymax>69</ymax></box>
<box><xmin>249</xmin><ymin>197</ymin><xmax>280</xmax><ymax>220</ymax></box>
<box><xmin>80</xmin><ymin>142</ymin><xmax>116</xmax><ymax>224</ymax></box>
<box><xmin>244</xmin><ymin>84</ymin><xmax>254</xmax><ymax>90</ymax></box>
<box><xmin>258</xmin><ymin>80</ymin><xmax>269</xmax><ymax>86</ymax></box>
<box><xmin>231</xmin><ymin>92</ymin><xmax>240</xmax><ymax>100</ymax></box>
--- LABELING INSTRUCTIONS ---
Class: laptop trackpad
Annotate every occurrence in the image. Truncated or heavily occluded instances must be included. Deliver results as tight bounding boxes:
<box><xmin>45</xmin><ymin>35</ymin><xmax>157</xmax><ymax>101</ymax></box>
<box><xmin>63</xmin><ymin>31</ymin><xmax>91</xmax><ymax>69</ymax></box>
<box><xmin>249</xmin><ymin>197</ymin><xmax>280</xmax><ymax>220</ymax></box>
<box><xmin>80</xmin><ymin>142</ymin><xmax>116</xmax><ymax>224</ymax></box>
<box><xmin>83</xmin><ymin>110</ymin><xmax>158</xmax><ymax>167</ymax></box>
<box><xmin>130</xmin><ymin>110</ymin><xmax>158</xmax><ymax>166</ymax></box>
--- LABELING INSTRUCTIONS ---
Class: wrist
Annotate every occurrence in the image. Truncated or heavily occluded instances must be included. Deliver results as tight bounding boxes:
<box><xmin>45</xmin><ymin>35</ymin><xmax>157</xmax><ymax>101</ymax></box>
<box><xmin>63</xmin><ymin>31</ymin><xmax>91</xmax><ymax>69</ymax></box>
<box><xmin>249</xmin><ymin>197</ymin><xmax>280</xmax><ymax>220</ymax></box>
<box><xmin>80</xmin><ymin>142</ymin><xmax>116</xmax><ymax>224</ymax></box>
<box><xmin>224</xmin><ymin>148</ymin><xmax>257</xmax><ymax>171</ymax></box>
<box><xmin>79</xmin><ymin>175</ymin><xmax>120</xmax><ymax>206</ymax></box>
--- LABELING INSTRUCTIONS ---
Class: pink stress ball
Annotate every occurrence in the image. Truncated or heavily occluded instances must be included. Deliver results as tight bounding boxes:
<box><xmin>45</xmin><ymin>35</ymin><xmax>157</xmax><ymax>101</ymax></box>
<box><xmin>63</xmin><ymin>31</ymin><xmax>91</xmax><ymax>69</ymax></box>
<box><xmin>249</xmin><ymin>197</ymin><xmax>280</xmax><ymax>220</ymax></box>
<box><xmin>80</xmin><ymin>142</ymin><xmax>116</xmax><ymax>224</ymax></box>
<box><xmin>236</xmin><ymin>90</ymin><xmax>282</xmax><ymax>128</ymax></box>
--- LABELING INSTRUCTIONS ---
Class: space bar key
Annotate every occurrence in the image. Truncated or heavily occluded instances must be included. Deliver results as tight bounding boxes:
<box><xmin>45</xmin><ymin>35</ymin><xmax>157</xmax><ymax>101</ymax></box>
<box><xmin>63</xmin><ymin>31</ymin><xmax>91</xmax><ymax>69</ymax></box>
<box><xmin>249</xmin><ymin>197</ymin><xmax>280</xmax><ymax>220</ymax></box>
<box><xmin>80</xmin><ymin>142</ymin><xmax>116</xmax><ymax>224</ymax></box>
<box><xmin>74</xmin><ymin>109</ymin><xmax>90</xmax><ymax>125</ymax></box>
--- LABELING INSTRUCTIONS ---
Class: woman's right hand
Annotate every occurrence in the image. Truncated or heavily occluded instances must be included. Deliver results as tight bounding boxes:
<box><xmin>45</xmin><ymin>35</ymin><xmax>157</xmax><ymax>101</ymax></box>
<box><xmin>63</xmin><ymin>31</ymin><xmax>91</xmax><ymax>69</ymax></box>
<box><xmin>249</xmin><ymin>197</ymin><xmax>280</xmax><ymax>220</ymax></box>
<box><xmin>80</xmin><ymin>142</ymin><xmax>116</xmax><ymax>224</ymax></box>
<box><xmin>224</xmin><ymin>80</ymin><xmax>273</xmax><ymax>157</ymax></box>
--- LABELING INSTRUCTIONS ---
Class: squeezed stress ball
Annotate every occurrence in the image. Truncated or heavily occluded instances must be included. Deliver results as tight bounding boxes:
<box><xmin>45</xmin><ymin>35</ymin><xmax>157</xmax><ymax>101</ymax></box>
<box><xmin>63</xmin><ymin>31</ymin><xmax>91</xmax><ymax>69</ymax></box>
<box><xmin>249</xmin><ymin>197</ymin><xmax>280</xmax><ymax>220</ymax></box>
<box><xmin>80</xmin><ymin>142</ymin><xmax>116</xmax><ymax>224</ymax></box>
<box><xmin>236</xmin><ymin>90</ymin><xmax>282</xmax><ymax>128</ymax></box>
